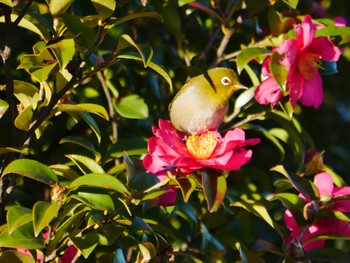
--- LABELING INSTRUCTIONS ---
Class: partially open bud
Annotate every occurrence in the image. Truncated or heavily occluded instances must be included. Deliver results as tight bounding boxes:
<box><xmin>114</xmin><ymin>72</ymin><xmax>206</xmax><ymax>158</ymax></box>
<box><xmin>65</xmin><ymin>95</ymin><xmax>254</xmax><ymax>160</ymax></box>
<box><xmin>284</xmin><ymin>235</ymin><xmax>304</xmax><ymax>259</ymax></box>
<box><xmin>303</xmin><ymin>200</ymin><xmax>319</xmax><ymax>222</ymax></box>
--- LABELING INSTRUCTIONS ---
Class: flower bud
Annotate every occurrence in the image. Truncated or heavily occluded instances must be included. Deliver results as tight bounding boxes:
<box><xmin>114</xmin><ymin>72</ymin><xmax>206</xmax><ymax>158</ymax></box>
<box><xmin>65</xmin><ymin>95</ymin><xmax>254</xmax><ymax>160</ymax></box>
<box><xmin>284</xmin><ymin>235</ymin><xmax>304</xmax><ymax>259</ymax></box>
<box><xmin>303</xmin><ymin>200</ymin><xmax>319</xmax><ymax>222</ymax></box>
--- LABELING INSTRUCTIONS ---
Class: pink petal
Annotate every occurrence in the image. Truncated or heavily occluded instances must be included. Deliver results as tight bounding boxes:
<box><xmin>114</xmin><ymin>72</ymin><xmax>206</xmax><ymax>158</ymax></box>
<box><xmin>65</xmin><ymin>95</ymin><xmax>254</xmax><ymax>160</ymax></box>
<box><xmin>297</xmin><ymin>15</ymin><xmax>315</xmax><ymax>50</ymax></box>
<box><xmin>277</xmin><ymin>39</ymin><xmax>299</xmax><ymax>71</ymax></box>
<box><xmin>254</xmin><ymin>76</ymin><xmax>284</xmax><ymax>107</ymax></box>
<box><xmin>287</xmin><ymin>71</ymin><xmax>304</xmax><ymax>107</ymax></box>
<box><xmin>60</xmin><ymin>245</ymin><xmax>78</xmax><ymax>263</ymax></box>
<box><xmin>158</xmin><ymin>188</ymin><xmax>177</xmax><ymax>206</ymax></box>
<box><xmin>284</xmin><ymin>210</ymin><xmax>300</xmax><ymax>233</ymax></box>
<box><xmin>299</xmin><ymin>71</ymin><xmax>323</xmax><ymax>108</ymax></box>
<box><xmin>307</xmin><ymin>37</ymin><xmax>342</xmax><ymax>61</ymax></box>
<box><xmin>261</xmin><ymin>56</ymin><xmax>271</xmax><ymax>76</ymax></box>
<box><xmin>313</xmin><ymin>172</ymin><xmax>334</xmax><ymax>197</ymax></box>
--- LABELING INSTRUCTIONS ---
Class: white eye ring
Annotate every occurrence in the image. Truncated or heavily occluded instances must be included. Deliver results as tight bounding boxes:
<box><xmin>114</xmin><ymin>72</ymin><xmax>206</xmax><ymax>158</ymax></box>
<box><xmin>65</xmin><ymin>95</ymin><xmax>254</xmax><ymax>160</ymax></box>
<box><xmin>221</xmin><ymin>76</ymin><xmax>232</xmax><ymax>86</ymax></box>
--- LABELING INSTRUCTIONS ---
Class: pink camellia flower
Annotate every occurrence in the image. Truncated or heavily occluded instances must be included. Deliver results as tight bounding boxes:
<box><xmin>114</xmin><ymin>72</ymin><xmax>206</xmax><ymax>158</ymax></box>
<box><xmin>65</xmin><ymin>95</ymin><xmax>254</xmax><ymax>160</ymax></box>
<box><xmin>284</xmin><ymin>172</ymin><xmax>350</xmax><ymax>252</ymax></box>
<box><xmin>255</xmin><ymin>14</ymin><xmax>342</xmax><ymax>108</ymax></box>
<box><xmin>142</xmin><ymin>119</ymin><xmax>260</xmax><ymax>205</ymax></box>
<box><xmin>143</xmin><ymin>119</ymin><xmax>260</xmax><ymax>175</ymax></box>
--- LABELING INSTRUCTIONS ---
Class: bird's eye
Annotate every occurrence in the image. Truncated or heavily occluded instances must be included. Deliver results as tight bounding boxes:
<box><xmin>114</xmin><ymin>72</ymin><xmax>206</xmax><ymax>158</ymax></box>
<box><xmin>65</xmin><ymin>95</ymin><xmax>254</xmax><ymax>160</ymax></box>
<box><xmin>221</xmin><ymin>76</ymin><xmax>232</xmax><ymax>86</ymax></box>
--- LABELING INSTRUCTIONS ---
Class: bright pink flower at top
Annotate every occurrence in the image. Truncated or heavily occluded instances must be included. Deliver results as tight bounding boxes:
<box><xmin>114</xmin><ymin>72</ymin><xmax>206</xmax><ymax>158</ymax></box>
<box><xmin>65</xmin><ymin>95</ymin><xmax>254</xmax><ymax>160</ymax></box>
<box><xmin>284</xmin><ymin>172</ymin><xmax>350</xmax><ymax>251</ymax></box>
<box><xmin>143</xmin><ymin>119</ymin><xmax>260</xmax><ymax>176</ymax></box>
<box><xmin>255</xmin><ymin>14</ymin><xmax>342</xmax><ymax>108</ymax></box>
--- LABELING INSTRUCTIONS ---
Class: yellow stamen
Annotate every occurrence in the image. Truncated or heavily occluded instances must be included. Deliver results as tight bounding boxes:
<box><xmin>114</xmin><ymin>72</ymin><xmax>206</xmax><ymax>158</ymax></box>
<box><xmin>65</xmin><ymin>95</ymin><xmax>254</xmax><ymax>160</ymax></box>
<box><xmin>186</xmin><ymin>131</ymin><xmax>217</xmax><ymax>160</ymax></box>
<box><xmin>298</xmin><ymin>53</ymin><xmax>322</xmax><ymax>80</ymax></box>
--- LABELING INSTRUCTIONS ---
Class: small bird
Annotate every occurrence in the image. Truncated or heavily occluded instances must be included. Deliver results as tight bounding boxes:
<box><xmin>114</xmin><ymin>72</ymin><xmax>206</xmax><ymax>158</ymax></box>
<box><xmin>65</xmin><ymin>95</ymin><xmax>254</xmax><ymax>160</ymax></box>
<box><xmin>169</xmin><ymin>67</ymin><xmax>245</xmax><ymax>134</ymax></box>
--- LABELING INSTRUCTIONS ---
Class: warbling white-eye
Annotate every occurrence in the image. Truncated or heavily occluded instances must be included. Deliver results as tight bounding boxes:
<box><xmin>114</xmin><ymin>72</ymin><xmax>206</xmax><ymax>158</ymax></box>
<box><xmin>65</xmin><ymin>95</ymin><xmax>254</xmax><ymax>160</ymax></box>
<box><xmin>169</xmin><ymin>67</ymin><xmax>245</xmax><ymax>134</ymax></box>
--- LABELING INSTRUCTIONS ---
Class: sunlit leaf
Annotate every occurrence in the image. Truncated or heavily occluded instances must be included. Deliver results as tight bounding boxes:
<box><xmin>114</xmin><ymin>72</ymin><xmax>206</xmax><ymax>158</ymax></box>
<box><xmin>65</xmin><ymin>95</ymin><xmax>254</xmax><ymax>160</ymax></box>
<box><xmin>0</xmin><ymin>0</ymin><xmax>13</xmax><ymax>7</ymax></box>
<box><xmin>69</xmin><ymin>173</ymin><xmax>129</xmax><ymax>195</ymax></box>
<box><xmin>202</xmin><ymin>169</ymin><xmax>227</xmax><ymax>213</ymax></box>
<box><xmin>270</xmin><ymin>52</ymin><xmax>288</xmax><ymax>91</ymax></box>
<box><xmin>48</xmin><ymin>38</ymin><xmax>76</xmax><ymax>69</ymax></box>
<box><xmin>14</xmin><ymin>106</ymin><xmax>33</xmax><ymax>131</ymax></box>
<box><xmin>280</xmin><ymin>0</ymin><xmax>299</xmax><ymax>9</ymax></box>
<box><xmin>70</xmin><ymin>233</ymin><xmax>99</xmax><ymax>258</ymax></box>
<box><xmin>138</xmin><ymin>242</ymin><xmax>157</xmax><ymax>261</ymax></box>
<box><xmin>66</xmin><ymin>154</ymin><xmax>104</xmax><ymax>174</ymax></box>
<box><xmin>118</xmin><ymin>53</ymin><xmax>173</xmax><ymax>92</ymax></box>
<box><xmin>176</xmin><ymin>175</ymin><xmax>197</xmax><ymax>202</ymax></box>
<box><xmin>2</xmin><ymin>159</ymin><xmax>58</xmax><ymax>185</ymax></box>
<box><xmin>0</xmin><ymin>99</ymin><xmax>9</xmax><ymax>118</ymax></box>
<box><xmin>0</xmin><ymin>147</ymin><xmax>29</xmax><ymax>156</ymax></box>
<box><xmin>49</xmin><ymin>0</ymin><xmax>75</xmax><ymax>16</ymax></box>
<box><xmin>33</xmin><ymin>201</ymin><xmax>61</xmax><ymax>237</ymax></box>
<box><xmin>0</xmin><ymin>251</ymin><xmax>35</xmax><ymax>263</ymax></box>
<box><xmin>57</xmin><ymin>103</ymin><xmax>109</xmax><ymax>120</ymax></box>
<box><xmin>92</xmin><ymin>0</ymin><xmax>116</xmax><ymax>20</ymax></box>
<box><xmin>7</xmin><ymin>206</ymin><xmax>32</xmax><ymax>235</ymax></box>
<box><xmin>268</xmin><ymin>9</ymin><xmax>296</xmax><ymax>35</ymax></box>
<box><xmin>274</xmin><ymin>193</ymin><xmax>306</xmax><ymax>226</ymax></box>
<box><xmin>73</xmin><ymin>188</ymin><xmax>115</xmax><ymax>210</ymax></box>
<box><xmin>0</xmin><ymin>224</ymin><xmax>45</xmax><ymax>249</ymax></box>
<box><xmin>236</xmin><ymin>47</ymin><xmax>270</xmax><ymax>74</ymax></box>
<box><xmin>114</xmin><ymin>94</ymin><xmax>149</xmax><ymax>119</ymax></box>
<box><xmin>316</xmin><ymin>26</ymin><xmax>350</xmax><ymax>45</ymax></box>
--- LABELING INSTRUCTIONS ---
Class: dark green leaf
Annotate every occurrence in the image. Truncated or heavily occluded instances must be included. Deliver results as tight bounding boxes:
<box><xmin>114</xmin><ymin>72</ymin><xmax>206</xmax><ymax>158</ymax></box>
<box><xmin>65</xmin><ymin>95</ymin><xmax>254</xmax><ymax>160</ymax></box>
<box><xmin>176</xmin><ymin>175</ymin><xmax>197</xmax><ymax>202</ymax></box>
<box><xmin>320</xmin><ymin>61</ymin><xmax>338</xmax><ymax>75</ymax></box>
<box><xmin>201</xmin><ymin>224</ymin><xmax>225</xmax><ymax>252</ymax></box>
<box><xmin>268</xmin><ymin>9</ymin><xmax>296</xmax><ymax>35</ymax></box>
<box><xmin>33</xmin><ymin>201</ymin><xmax>61</xmax><ymax>237</ymax></box>
<box><xmin>0</xmin><ymin>251</ymin><xmax>35</xmax><ymax>263</ymax></box>
<box><xmin>92</xmin><ymin>0</ymin><xmax>115</xmax><ymax>20</ymax></box>
<box><xmin>60</xmin><ymin>136</ymin><xmax>101</xmax><ymax>161</ymax></box>
<box><xmin>0</xmin><ymin>147</ymin><xmax>29</xmax><ymax>156</ymax></box>
<box><xmin>65</xmin><ymin>154</ymin><xmax>105</xmax><ymax>174</ymax></box>
<box><xmin>202</xmin><ymin>169</ymin><xmax>227</xmax><ymax>213</ymax></box>
<box><xmin>79</xmin><ymin>112</ymin><xmax>102</xmax><ymax>144</ymax></box>
<box><xmin>274</xmin><ymin>193</ymin><xmax>306</xmax><ymax>226</ymax></box>
<box><xmin>236</xmin><ymin>242</ymin><xmax>265</xmax><ymax>263</ymax></box>
<box><xmin>114</xmin><ymin>94</ymin><xmax>149</xmax><ymax>119</ymax></box>
<box><xmin>113</xmin><ymin>249</ymin><xmax>127</xmax><ymax>263</ymax></box>
<box><xmin>2</xmin><ymin>159</ymin><xmax>58</xmax><ymax>185</ymax></box>
<box><xmin>69</xmin><ymin>173</ymin><xmax>129</xmax><ymax>195</ymax></box>
<box><xmin>304</xmin><ymin>247</ymin><xmax>350</xmax><ymax>263</ymax></box>
<box><xmin>0</xmin><ymin>99</ymin><xmax>9</xmax><ymax>118</ymax></box>
<box><xmin>130</xmin><ymin>217</ymin><xmax>153</xmax><ymax>232</ymax></box>
<box><xmin>70</xmin><ymin>233</ymin><xmax>99</xmax><ymax>258</ymax></box>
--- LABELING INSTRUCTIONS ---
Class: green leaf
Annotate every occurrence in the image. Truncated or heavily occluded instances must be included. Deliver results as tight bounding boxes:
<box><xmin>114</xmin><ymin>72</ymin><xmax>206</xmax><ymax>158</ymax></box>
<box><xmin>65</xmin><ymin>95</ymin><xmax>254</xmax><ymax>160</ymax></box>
<box><xmin>70</xmin><ymin>233</ymin><xmax>99</xmax><ymax>258</ymax></box>
<box><xmin>69</xmin><ymin>173</ymin><xmax>129</xmax><ymax>195</ymax></box>
<box><xmin>272</xmin><ymin>165</ymin><xmax>319</xmax><ymax>201</ymax></box>
<box><xmin>60</xmin><ymin>136</ymin><xmax>101</xmax><ymax>161</ymax></box>
<box><xmin>118</xmin><ymin>34</ymin><xmax>153</xmax><ymax>68</ymax></box>
<box><xmin>130</xmin><ymin>217</ymin><xmax>153</xmax><ymax>232</ymax></box>
<box><xmin>274</xmin><ymin>193</ymin><xmax>306</xmax><ymax>226</ymax></box>
<box><xmin>0</xmin><ymin>0</ymin><xmax>13</xmax><ymax>7</ymax></box>
<box><xmin>48</xmin><ymin>38</ymin><xmax>76</xmax><ymax>69</ymax></box>
<box><xmin>33</xmin><ymin>201</ymin><xmax>61</xmax><ymax>237</ymax></box>
<box><xmin>49</xmin><ymin>0</ymin><xmax>75</xmax><ymax>16</ymax></box>
<box><xmin>113</xmin><ymin>249</ymin><xmax>127</xmax><ymax>263</ymax></box>
<box><xmin>202</xmin><ymin>169</ymin><xmax>227</xmax><ymax>213</ymax></box>
<box><xmin>0</xmin><ymin>251</ymin><xmax>35</xmax><ymax>263</ymax></box>
<box><xmin>304</xmin><ymin>247</ymin><xmax>350</xmax><ymax>263</ymax></box>
<box><xmin>109</xmin><ymin>137</ymin><xmax>147</xmax><ymax>158</ymax></box>
<box><xmin>0</xmin><ymin>147</ymin><xmax>29</xmax><ymax>156</ymax></box>
<box><xmin>92</xmin><ymin>0</ymin><xmax>116</xmax><ymax>20</ymax></box>
<box><xmin>0</xmin><ymin>223</ymin><xmax>45</xmax><ymax>249</ymax></box>
<box><xmin>14</xmin><ymin>106</ymin><xmax>33</xmax><ymax>131</ymax></box>
<box><xmin>236</xmin><ymin>47</ymin><xmax>271</xmax><ymax>74</ymax></box>
<box><xmin>138</xmin><ymin>242</ymin><xmax>157</xmax><ymax>261</ymax></box>
<box><xmin>281</xmin><ymin>0</ymin><xmax>299</xmax><ymax>9</ymax></box>
<box><xmin>2</xmin><ymin>159</ymin><xmax>58</xmax><ymax>185</ymax></box>
<box><xmin>7</xmin><ymin>206</ymin><xmax>32</xmax><ymax>235</ymax></box>
<box><xmin>79</xmin><ymin>112</ymin><xmax>102</xmax><ymax>144</ymax></box>
<box><xmin>201</xmin><ymin>224</ymin><xmax>225</xmax><ymax>252</ymax></box>
<box><xmin>176</xmin><ymin>175</ymin><xmax>197</xmax><ymax>202</ymax></box>
<box><xmin>270</xmin><ymin>52</ymin><xmax>288</xmax><ymax>91</ymax></box>
<box><xmin>231</xmin><ymin>199</ymin><xmax>285</xmax><ymax>236</ymax></box>
<box><xmin>236</xmin><ymin>242</ymin><xmax>264</xmax><ymax>263</ymax></box>
<box><xmin>114</xmin><ymin>94</ymin><xmax>149</xmax><ymax>119</ymax></box>
<box><xmin>65</xmin><ymin>154</ymin><xmax>105</xmax><ymax>174</ymax></box>
<box><xmin>73</xmin><ymin>188</ymin><xmax>115</xmax><ymax>210</ymax></box>
<box><xmin>0</xmin><ymin>99</ymin><xmax>9</xmax><ymax>118</ymax></box>
<box><xmin>117</xmin><ymin>53</ymin><xmax>173</xmax><ymax>91</ymax></box>
<box><xmin>268</xmin><ymin>9</ymin><xmax>296</xmax><ymax>35</ymax></box>
<box><xmin>57</xmin><ymin>103</ymin><xmax>109</xmax><ymax>120</ymax></box>
<box><xmin>316</xmin><ymin>26</ymin><xmax>350</xmax><ymax>45</ymax></box>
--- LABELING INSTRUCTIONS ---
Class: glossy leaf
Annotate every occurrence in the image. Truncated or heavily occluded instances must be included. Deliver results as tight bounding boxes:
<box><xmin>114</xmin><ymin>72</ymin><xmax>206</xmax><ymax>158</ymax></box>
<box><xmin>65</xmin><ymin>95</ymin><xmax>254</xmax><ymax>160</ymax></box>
<box><xmin>79</xmin><ymin>112</ymin><xmax>102</xmax><ymax>144</ymax></box>
<box><xmin>0</xmin><ymin>223</ymin><xmax>45</xmax><ymax>249</ymax></box>
<box><xmin>236</xmin><ymin>47</ymin><xmax>271</xmax><ymax>74</ymax></box>
<box><xmin>69</xmin><ymin>173</ymin><xmax>129</xmax><ymax>195</ymax></box>
<box><xmin>12</xmin><ymin>80</ymin><xmax>40</xmax><ymax>108</ymax></box>
<box><xmin>274</xmin><ymin>193</ymin><xmax>306</xmax><ymax>226</ymax></box>
<box><xmin>0</xmin><ymin>251</ymin><xmax>35</xmax><ymax>263</ymax></box>
<box><xmin>268</xmin><ymin>9</ymin><xmax>296</xmax><ymax>35</ymax></box>
<box><xmin>57</xmin><ymin>103</ymin><xmax>109</xmax><ymax>120</ymax></box>
<box><xmin>117</xmin><ymin>53</ymin><xmax>173</xmax><ymax>91</ymax></box>
<box><xmin>316</xmin><ymin>26</ymin><xmax>350</xmax><ymax>45</ymax></box>
<box><xmin>73</xmin><ymin>188</ymin><xmax>115</xmax><ymax>210</ymax></box>
<box><xmin>7</xmin><ymin>206</ymin><xmax>32</xmax><ymax>235</ymax></box>
<box><xmin>114</xmin><ymin>94</ymin><xmax>149</xmax><ymax>119</ymax></box>
<box><xmin>236</xmin><ymin>242</ymin><xmax>264</xmax><ymax>263</ymax></box>
<box><xmin>201</xmin><ymin>223</ymin><xmax>225</xmax><ymax>252</ymax></box>
<box><xmin>0</xmin><ymin>99</ymin><xmax>9</xmax><ymax>118</ymax></box>
<box><xmin>92</xmin><ymin>0</ymin><xmax>116</xmax><ymax>20</ymax></box>
<box><xmin>202</xmin><ymin>169</ymin><xmax>227</xmax><ymax>213</ymax></box>
<box><xmin>118</xmin><ymin>34</ymin><xmax>154</xmax><ymax>67</ymax></box>
<box><xmin>138</xmin><ymin>242</ymin><xmax>157</xmax><ymax>261</ymax></box>
<box><xmin>49</xmin><ymin>0</ymin><xmax>75</xmax><ymax>16</ymax></box>
<box><xmin>60</xmin><ymin>136</ymin><xmax>101</xmax><ymax>161</ymax></box>
<box><xmin>70</xmin><ymin>233</ymin><xmax>99</xmax><ymax>258</ymax></box>
<box><xmin>48</xmin><ymin>38</ymin><xmax>76</xmax><ymax>69</ymax></box>
<box><xmin>176</xmin><ymin>175</ymin><xmax>197</xmax><ymax>202</ymax></box>
<box><xmin>33</xmin><ymin>201</ymin><xmax>61</xmax><ymax>237</ymax></box>
<box><xmin>65</xmin><ymin>154</ymin><xmax>105</xmax><ymax>174</ymax></box>
<box><xmin>281</xmin><ymin>0</ymin><xmax>299</xmax><ymax>9</ymax></box>
<box><xmin>14</xmin><ymin>106</ymin><xmax>33</xmax><ymax>131</ymax></box>
<box><xmin>2</xmin><ymin>159</ymin><xmax>58</xmax><ymax>185</ymax></box>
<box><xmin>270</xmin><ymin>52</ymin><xmax>288</xmax><ymax>91</ymax></box>
<box><xmin>0</xmin><ymin>147</ymin><xmax>29</xmax><ymax>156</ymax></box>
<box><xmin>0</xmin><ymin>0</ymin><xmax>13</xmax><ymax>7</ymax></box>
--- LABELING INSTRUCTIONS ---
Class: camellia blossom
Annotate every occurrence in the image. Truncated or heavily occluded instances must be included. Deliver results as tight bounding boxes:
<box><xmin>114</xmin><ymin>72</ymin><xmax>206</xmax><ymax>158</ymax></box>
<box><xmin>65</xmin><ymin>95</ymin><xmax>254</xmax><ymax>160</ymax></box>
<box><xmin>255</xmin><ymin>14</ymin><xmax>342</xmax><ymax>108</ymax></box>
<box><xmin>143</xmin><ymin>119</ymin><xmax>260</xmax><ymax>175</ymax></box>
<box><xmin>284</xmin><ymin>172</ymin><xmax>350</xmax><ymax>252</ymax></box>
<box><xmin>142</xmin><ymin>119</ymin><xmax>260</xmax><ymax>205</ymax></box>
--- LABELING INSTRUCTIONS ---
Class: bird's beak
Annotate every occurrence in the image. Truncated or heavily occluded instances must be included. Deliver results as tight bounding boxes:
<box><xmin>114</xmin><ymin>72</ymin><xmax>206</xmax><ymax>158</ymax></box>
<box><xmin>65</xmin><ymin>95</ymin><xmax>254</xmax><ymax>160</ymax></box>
<box><xmin>234</xmin><ymin>84</ymin><xmax>248</xmax><ymax>90</ymax></box>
